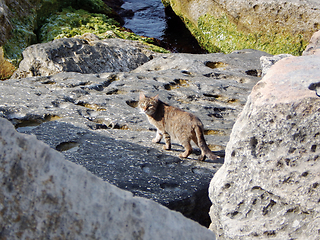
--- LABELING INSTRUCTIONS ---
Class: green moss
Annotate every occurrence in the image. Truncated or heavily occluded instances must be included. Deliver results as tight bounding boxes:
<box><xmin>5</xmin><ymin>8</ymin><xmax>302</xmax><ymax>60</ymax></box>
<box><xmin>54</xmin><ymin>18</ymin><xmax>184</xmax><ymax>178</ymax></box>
<box><xmin>3</xmin><ymin>0</ymin><xmax>116</xmax><ymax>64</ymax></box>
<box><xmin>37</xmin><ymin>0</ymin><xmax>113</xmax><ymax>23</ymax></box>
<box><xmin>3</xmin><ymin>9</ymin><xmax>38</xmax><ymax>64</ymax></box>
<box><xmin>197</xmin><ymin>14</ymin><xmax>307</xmax><ymax>56</ymax></box>
<box><xmin>39</xmin><ymin>7</ymin><xmax>169</xmax><ymax>53</ymax></box>
<box><xmin>39</xmin><ymin>7</ymin><xmax>116</xmax><ymax>42</ymax></box>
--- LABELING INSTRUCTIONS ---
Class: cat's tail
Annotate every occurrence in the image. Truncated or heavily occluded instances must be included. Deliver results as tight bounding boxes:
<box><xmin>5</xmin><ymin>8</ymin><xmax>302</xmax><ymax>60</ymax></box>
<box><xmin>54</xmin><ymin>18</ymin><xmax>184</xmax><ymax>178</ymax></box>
<box><xmin>195</xmin><ymin>125</ymin><xmax>219</xmax><ymax>161</ymax></box>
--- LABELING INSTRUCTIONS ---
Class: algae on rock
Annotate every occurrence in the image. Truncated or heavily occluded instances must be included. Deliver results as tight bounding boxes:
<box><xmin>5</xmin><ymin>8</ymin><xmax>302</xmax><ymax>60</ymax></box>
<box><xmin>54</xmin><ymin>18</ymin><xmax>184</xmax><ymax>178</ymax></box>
<box><xmin>39</xmin><ymin>7</ymin><xmax>120</xmax><ymax>42</ymax></box>
<box><xmin>197</xmin><ymin>14</ymin><xmax>306</xmax><ymax>56</ymax></box>
<box><xmin>162</xmin><ymin>0</ymin><xmax>318</xmax><ymax>55</ymax></box>
<box><xmin>1</xmin><ymin>0</ymin><xmax>168</xmax><ymax>75</ymax></box>
<box><xmin>39</xmin><ymin>7</ymin><xmax>169</xmax><ymax>53</ymax></box>
<box><xmin>2</xmin><ymin>0</ymin><xmax>113</xmax><ymax>62</ymax></box>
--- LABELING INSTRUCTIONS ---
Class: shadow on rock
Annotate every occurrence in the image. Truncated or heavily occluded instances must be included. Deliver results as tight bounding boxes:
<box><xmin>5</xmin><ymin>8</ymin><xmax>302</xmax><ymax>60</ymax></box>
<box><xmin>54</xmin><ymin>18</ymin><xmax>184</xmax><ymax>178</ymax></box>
<box><xmin>20</xmin><ymin>120</ymin><xmax>221</xmax><ymax>227</ymax></box>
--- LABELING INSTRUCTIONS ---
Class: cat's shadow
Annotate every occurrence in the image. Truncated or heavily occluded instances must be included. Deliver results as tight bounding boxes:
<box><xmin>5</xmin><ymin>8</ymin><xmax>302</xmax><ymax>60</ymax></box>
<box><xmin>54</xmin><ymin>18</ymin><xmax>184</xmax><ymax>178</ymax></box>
<box><xmin>159</xmin><ymin>142</ymin><xmax>225</xmax><ymax>164</ymax></box>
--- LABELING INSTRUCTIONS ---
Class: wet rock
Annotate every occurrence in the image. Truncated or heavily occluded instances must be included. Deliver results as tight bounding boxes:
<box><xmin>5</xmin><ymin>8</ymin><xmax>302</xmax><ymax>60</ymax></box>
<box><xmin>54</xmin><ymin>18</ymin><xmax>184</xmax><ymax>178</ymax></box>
<box><xmin>11</xmin><ymin>37</ymin><xmax>154</xmax><ymax>79</ymax></box>
<box><xmin>209</xmin><ymin>50</ymin><xmax>320</xmax><ymax>239</ymax></box>
<box><xmin>0</xmin><ymin>117</ymin><xmax>216</xmax><ymax>240</ymax></box>
<box><xmin>0</xmin><ymin>44</ymin><xmax>270</xmax><ymax>226</ymax></box>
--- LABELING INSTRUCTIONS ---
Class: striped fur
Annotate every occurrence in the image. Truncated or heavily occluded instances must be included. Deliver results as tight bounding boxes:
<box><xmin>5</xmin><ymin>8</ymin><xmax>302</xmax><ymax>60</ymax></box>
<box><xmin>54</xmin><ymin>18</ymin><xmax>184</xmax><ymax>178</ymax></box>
<box><xmin>139</xmin><ymin>93</ymin><xmax>218</xmax><ymax>161</ymax></box>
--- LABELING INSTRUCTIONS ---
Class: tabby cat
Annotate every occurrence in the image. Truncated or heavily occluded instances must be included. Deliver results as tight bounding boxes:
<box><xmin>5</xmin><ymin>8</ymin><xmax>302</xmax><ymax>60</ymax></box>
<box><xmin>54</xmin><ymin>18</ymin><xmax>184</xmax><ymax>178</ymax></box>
<box><xmin>138</xmin><ymin>93</ymin><xmax>218</xmax><ymax>161</ymax></box>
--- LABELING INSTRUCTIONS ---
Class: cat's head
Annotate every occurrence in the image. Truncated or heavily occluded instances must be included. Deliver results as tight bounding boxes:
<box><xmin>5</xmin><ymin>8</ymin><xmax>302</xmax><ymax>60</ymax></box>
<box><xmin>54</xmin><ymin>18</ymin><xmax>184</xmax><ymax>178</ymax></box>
<box><xmin>138</xmin><ymin>93</ymin><xmax>159</xmax><ymax>116</ymax></box>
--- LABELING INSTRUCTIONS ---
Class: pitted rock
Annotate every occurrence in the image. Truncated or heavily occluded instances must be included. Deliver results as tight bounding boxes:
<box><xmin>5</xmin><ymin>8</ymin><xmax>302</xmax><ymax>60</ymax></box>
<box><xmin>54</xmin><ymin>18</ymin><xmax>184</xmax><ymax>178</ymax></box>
<box><xmin>209</xmin><ymin>48</ymin><xmax>320</xmax><ymax>239</ymax></box>
<box><xmin>11</xmin><ymin>37</ymin><xmax>154</xmax><ymax>79</ymax></box>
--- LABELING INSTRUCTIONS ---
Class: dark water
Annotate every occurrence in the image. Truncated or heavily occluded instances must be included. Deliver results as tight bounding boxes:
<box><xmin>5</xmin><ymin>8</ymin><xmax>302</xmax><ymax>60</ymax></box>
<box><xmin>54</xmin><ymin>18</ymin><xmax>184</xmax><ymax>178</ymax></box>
<box><xmin>120</xmin><ymin>0</ymin><xmax>206</xmax><ymax>53</ymax></box>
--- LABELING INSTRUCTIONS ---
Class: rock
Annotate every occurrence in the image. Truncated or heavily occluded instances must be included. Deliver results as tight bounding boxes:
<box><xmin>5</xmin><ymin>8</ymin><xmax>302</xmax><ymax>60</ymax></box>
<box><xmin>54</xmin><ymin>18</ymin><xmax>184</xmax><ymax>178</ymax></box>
<box><xmin>1</xmin><ymin>0</ymin><xmax>116</xmax><ymax>61</ymax></box>
<box><xmin>163</xmin><ymin>0</ymin><xmax>320</xmax><ymax>55</ymax></box>
<box><xmin>11</xmin><ymin>37</ymin><xmax>153</xmax><ymax>79</ymax></box>
<box><xmin>303</xmin><ymin>30</ymin><xmax>320</xmax><ymax>56</ymax></box>
<box><xmin>261</xmin><ymin>30</ymin><xmax>320</xmax><ymax>77</ymax></box>
<box><xmin>209</xmin><ymin>50</ymin><xmax>320</xmax><ymax>239</ymax></box>
<box><xmin>0</xmin><ymin>0</ymin><xmax>37</xmax><ymax>60</ymax></box>
<box><xmin>0</xmin><ymin>117</ymin><xmax>216</xmax><ymax>239</ymax></box>
<box><xmin>0</xmin><ymin>39</ymin><xmax>271</xmax><ymax>226</ymax></box>
<box><xmin>260</xmin><ymin>54</ymin><xmax>293</xmax><ymax>77</ymax></box>
<box><xmin>0</xmin><ymin>0</ymin><xmax>11</xmax><ymax>46</ymax></box>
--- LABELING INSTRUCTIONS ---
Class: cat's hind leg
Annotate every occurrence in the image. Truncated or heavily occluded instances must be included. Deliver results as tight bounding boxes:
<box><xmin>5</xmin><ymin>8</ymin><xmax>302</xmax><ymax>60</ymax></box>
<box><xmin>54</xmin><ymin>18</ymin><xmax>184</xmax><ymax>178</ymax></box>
<box><xmin>179</xmin><ymin>140</ymin><xmax>193</xmax><ymax>158</ymax></box>
<box><xmin>191</xmin><ymin>134</ymin><xmax>206</xmax><ymax>161</ymax></box>
<box><xmin>152</xmin><ymin>129</ymin><xmax>163</xmax><ymax>143</ymax></box>
<box><xmin>163</xmin><ymin>132</ymin><xmax>171</xmax><ymax>150</ymax></box>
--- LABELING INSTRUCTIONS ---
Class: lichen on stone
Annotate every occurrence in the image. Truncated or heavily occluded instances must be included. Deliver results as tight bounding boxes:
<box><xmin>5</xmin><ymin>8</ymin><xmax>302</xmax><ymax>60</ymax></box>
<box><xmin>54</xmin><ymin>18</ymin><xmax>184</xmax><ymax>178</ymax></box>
<box><xmin>197</xmin><ymin>14</ymin><xmax>307</xmax><ymax>56</ymax></box>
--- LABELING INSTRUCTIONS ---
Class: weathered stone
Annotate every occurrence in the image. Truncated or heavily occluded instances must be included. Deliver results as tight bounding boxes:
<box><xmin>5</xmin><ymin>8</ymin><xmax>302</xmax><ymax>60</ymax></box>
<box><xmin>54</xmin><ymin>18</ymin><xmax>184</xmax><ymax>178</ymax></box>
<box><xmin>260</xmin><ymin>54</ymin><xmax>292</xmax><ymax>77</ymax></box>
<box><xmin>0</xmin><ymin>117</ymin><xmax>216</xmax><ymax>239</ymax></box>
<box><xmin>11</xmin><ymin>37</ymin><xmax>154</xmax><ymax>79</ymax></box>
<box><xmin>209</xmin><ymin>50</ymin><xmax>320</xmax><ymax>239</ymax></box>
<box><xmin>0</xmin><ymin>41</ymin><xmax>270</xmax><ymax>226</ymax></box>
<box><xmin>303</xmin><ymin>30</ymin><xmax>320</xmax><ymax>56</ymax></box>
<box><xmin>163</xmin><ymin>0</ymin><xmax>320</xmax><ymax>55</ymax></box>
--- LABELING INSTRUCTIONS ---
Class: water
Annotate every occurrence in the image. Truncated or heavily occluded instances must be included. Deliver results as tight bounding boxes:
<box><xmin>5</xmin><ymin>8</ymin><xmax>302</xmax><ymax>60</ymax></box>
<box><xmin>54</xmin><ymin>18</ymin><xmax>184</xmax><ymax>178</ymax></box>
<box><xmin>120</xmin><ymin>0</ymin><xmax>206</xmax><ymax>53</ymax></box>
<box><xmin>121</xmin><ymin>0</ymin><xmax>166</xmax><ymax>39</ymax></box>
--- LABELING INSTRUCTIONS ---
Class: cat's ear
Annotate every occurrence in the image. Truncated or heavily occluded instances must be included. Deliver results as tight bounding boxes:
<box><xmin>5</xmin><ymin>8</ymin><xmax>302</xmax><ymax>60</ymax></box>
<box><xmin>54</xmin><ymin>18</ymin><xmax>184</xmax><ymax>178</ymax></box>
<box><xmin>139</xmin><ymin>92</ymin><xmax>145</xmax><ymax>100</ymax></box>
<box><xmin>153</xmin><ymin>94</ymin><xmax>159</xmax><ymax>101</ymax></box>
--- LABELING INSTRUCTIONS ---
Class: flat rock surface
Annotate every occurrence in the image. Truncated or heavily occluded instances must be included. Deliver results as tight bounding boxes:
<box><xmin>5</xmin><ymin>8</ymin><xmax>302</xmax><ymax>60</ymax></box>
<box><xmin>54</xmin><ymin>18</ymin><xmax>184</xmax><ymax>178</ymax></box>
<box><xmin>1</xmin><ymin>39</ymin><xmax>270</xmax><ymax>225</ymax></box>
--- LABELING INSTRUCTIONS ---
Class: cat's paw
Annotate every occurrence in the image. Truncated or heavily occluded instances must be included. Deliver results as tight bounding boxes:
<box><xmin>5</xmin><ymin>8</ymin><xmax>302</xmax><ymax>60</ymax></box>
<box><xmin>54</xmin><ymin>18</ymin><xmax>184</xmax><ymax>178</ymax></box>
<box><xmin>198</xmin><ymin>155</ymin><xmax>206</xmax><ymax>161</ymax></box>
<box><xmin>163</xmin><ymin>145</ymin><xmax>171</xmax><ymax>150</ymax></box>
<box><xmin>179</xmin><ymin>153</ymin><xmax>188</xmax><ymax>158</ymax></box>
<box><xmin>152</xmin><ymin>138</ymin><xmax>161</xmax><ymax>143</ymax></box>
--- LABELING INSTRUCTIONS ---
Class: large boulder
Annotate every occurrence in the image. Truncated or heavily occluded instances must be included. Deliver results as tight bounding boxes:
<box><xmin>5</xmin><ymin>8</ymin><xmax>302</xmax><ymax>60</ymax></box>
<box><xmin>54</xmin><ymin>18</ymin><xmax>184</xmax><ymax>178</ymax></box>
<box><xmin>11</xmin><ymin>37</ymin><xmax>153</xmax><ymax>79</ymax></box>
<box><xmin>0</xmin><ymin>37</ymin><xmax>271</xmax><ymax>226</ymax></box>
<box><xmin>0</xmin><ymin>117</ymin><xmax>216</xmax><ymax>239</ymax></box>
<box><xmin>208</xmin><ymin>39</ymin><xmax>320</xmax><ymax>238</ymax></box>
<box><xmin>163</xmin><ymin>0</ymin><xmax>320</xmax><ymax>55</ymax></box>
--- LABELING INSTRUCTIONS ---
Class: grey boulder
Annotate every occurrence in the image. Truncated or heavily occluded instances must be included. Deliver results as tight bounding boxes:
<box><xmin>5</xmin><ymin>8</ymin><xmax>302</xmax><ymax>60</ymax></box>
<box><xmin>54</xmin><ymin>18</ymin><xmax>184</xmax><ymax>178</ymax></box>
<box><xmin>209</xmin><ymin>42</ymin><xmax>320</xmax><ymax>239</ymax></box>
<box><xmin>0</xmin><ymin>117</ymin><xmax>216</xmax><ymax>240</ymax></box>
<box><xmin>11</xmin><ymin>37</ymin><xmax>153</xmax><ymax>79</ymax></box>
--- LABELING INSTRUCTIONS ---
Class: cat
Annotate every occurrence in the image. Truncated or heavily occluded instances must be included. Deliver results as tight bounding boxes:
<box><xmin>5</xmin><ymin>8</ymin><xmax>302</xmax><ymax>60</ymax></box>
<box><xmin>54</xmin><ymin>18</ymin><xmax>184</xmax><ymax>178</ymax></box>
<box><xmin>138</xmin><ymin>92</ymin><xmax>219</xmax><ymax>161</ymax></box>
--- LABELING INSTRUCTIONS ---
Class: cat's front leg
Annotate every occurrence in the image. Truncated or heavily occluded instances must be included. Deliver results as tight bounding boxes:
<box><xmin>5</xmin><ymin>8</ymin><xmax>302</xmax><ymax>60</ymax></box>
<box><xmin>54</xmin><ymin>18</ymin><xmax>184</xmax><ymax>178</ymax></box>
<box><xmin>152</xmin><ymin>129</ymin><xmax>163</xmax><ymax>143</ymax></box>
<box><xmin>163</xmin><ymin>132</ymin><xmax>171</xmax><ymax>150</ymax></box>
